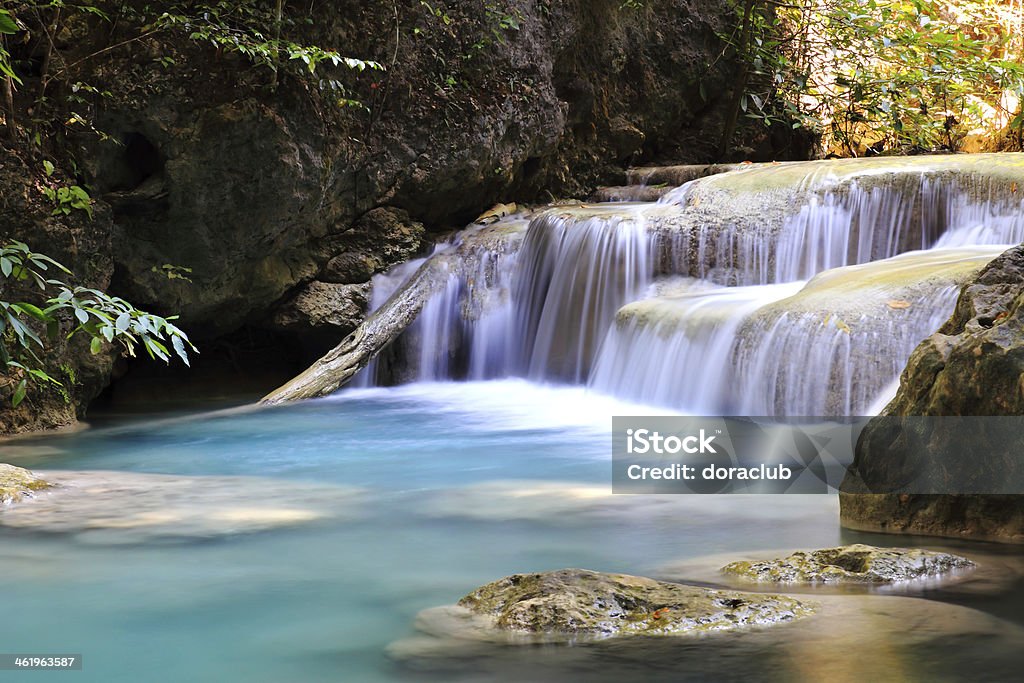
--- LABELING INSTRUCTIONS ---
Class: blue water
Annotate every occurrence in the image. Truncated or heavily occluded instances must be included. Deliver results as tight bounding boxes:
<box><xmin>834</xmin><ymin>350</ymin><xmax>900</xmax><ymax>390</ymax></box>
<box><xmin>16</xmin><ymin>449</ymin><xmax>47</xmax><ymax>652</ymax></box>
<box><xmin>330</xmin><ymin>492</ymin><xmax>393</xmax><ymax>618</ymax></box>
<box><xmin>0</xmin><ymin>381</ymin><xmax>1019</xmax><ymax>682</ymax></box>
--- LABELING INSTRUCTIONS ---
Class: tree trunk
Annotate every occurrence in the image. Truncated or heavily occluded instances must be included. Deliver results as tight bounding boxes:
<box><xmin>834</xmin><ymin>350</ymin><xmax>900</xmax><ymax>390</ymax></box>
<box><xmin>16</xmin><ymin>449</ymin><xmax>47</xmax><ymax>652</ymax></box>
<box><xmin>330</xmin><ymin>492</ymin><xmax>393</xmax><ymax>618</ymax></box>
<box><xmin>260</xmin><ymin>253</ymin><xmax>455</xmax><ymax>404</ymax></box>
<box><xmin>718</xmin><ymin>0</ymin><xmax>758</xmax><ymax>160</ymax></box>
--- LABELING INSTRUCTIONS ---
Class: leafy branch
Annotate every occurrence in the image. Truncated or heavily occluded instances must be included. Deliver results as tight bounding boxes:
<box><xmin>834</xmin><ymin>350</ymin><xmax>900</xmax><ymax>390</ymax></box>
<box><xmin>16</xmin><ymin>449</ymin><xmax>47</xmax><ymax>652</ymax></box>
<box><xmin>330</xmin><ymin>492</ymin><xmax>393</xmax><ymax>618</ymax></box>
<box><xmin>1</xmin><ymin>240</ymin><xmax>196</xmax><ymax>407</ymax></box>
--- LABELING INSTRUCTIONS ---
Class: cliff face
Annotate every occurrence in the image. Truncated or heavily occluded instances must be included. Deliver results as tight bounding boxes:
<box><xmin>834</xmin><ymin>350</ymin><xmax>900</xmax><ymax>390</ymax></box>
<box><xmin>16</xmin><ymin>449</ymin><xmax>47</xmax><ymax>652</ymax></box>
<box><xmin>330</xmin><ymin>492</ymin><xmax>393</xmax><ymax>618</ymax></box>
<box><xmin>840</xmin><ymin>245</ymin><xmax>1024</xmax><ymax>543</ymax></box>
<box><xmin>2</xmin><ymin>0</ymin><xmax>786</xmax><ymax>433</ymax></box>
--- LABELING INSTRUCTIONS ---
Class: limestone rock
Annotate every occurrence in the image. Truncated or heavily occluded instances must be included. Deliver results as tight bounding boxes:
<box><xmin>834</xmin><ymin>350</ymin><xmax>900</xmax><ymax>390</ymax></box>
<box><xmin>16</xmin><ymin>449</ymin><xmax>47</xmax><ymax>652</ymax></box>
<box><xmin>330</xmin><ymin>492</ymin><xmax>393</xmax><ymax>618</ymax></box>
<box><xmin>320</xmin><ymin>252</ymin><xmax>378</xmax><ymax>285</ymax></box>
<box><xmin>458</xmin><ymin>568</ymin><xmax>811</xmax><ymax>637</ymax></box>
<box><xmin>0</xmin><ymin>470</ymin><xmax>362</xmax><ymax>542</ymax></box>
<box><xmin>0</xmin><ymin>464</ymin><xmax>53</xmax><ymax>505</ymax></box>
<box><xmin>841</xmin><ymin>244</ymin><xmax>1024</xmax><ymax>542</ymax></box>
<box><xmin>269</xmin><ymin>280</ymin><xmax>370</xmax><ymax>360</ymax></box>
<box><xmin>272</xmin><ymin>281</ymin><xmax>369</xmax><ymax>335</ymax></box>
<box><xmin>721</xmin><ymin>544</ymin><xmax>974</xmax><ymax>584</ymax></box>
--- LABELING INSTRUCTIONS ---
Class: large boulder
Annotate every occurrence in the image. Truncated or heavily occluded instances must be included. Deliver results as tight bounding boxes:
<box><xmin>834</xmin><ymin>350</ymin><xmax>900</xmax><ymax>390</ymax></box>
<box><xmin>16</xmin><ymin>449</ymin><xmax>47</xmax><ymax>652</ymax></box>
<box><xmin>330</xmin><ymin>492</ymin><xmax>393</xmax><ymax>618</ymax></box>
<box><xmin>458</xmin><ymin>568</ymin><xmax>811</xmax><ymax>637</ymax></box>
<box><xmin>840</xmin><ymin>244</ymin><xmax>1024</xmax><ymax>542</ymax></box>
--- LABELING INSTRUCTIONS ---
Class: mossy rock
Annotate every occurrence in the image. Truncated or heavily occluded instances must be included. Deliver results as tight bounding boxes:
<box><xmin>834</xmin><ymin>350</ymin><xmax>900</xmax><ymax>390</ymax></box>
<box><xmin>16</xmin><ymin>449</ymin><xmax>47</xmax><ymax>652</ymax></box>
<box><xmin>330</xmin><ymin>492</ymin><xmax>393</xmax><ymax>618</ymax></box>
<box><xmin>0</xmin><ymin>464</ymin><xmax>53</xmax><ymax>505</ymax></box>
<box><xmin>722</xmin><ymin>544</ymin><xmax>974</xmax><ymax>584</ymax></box>
<box><xmin>458</xmin><ymin>568</ymin><xmax>812</xmax><ymax>637</ymax></box>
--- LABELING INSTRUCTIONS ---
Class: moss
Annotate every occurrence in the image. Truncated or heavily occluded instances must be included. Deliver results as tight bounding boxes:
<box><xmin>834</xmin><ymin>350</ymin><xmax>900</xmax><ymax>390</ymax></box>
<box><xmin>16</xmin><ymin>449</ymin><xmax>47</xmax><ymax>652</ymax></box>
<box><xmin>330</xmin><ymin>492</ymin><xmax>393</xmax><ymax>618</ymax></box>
<box><xmin>459</xmin><ymin>568</ymin><xmax>813</xmax><ymax>637</ymax></box>
<box><xmin>721</xmin><ymin>544</ymin><xmax>975</xmax><ymax>584</ymax></box>
<box><xmin>0</xmin><ymin>463</ymin><xmax>54</xmax><ymax>505</ymax></box>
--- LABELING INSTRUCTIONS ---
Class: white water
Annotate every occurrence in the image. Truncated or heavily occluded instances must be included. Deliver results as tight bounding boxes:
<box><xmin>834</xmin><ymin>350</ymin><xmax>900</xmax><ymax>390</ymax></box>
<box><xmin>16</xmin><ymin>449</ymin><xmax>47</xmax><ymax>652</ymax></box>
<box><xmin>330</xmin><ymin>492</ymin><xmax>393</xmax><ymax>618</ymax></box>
<box><xmin>513</xmin><ymin>206</ymin><xmax>654</xmax><ymax>382</ymax></box>
<box><xmin>358</xmin><ymin>160</ymin><xmax>1023</xmax><ymax>417</ymax></box>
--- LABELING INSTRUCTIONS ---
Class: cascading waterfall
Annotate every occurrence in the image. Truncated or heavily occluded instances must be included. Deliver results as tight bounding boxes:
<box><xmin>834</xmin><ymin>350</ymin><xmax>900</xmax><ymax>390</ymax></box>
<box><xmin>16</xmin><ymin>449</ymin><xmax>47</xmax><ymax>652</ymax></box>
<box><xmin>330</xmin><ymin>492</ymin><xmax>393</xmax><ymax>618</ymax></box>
<box><xmin>358</xmin><ymin>219</ymin><xmax>528</xmax><ymax>385</ymax></box>
<box><xmin>588</xmin><ymin>279</ymin><xmax>806</xmax><ymax>412</ymax></box>
<box><xmin>590</xmin><ymin>248</ymin><xmax>1003</xmax><ymax>415</ymax></box>
<box><xmin>513</xmin><ymin>206</ymin><xmax>653</xmax><ymax>382</ymax></box>
<box><xmin>356</xmin><ymin>155</ymin><xmax>1024</xmax><ymax>417</ymax></box>
<box><xmin>658</xmin><ymin>170</ymin><xmax>1024</xmax><ymax>285</ymax></box>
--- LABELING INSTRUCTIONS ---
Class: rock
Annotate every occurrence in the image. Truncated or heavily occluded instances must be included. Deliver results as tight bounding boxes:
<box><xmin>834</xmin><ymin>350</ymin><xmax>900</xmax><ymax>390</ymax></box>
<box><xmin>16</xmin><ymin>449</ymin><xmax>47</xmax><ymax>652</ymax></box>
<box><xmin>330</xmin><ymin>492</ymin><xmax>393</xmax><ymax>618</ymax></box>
<box><xmin>320</xmin><ymin>252</ymin><xmax>378</xmax><ymax>285</ymax></box>
<box><xmin>590</xmin><ymin>185</ymin><xmax>672</xmax><ymax>202</ymax></box>
<box><xmin>625</xmin><ymin>163</ymin><xmax>748</xmax><ymax>186</ymax></box>
<box><xmin>0</xmin><ymin>464</ymin><xmax>53</xmax><ymax>505</ymax></box>
<box><xmin>458</xmin><ymin>568</ymin><xmax>811</xmax><ymax>637</ymax></box>
<box><xmin>840</xmin><ymin>244</ymin><xmax>1024</xmax><ymax>542</ymax></box>
<box><xmin>391</xmin><ymin>592</ymin><xmax>1024</xmax><ymax>680</ymax></box>
<box><xmin>272</xmin><ymin>281</ymin><xmax>370</xmax><ymax>335</ymax></box>
<box><xmin>721</xmin><ymin>544</ymin><xmax>974</xmax><ymax>584</ymax></box>
<box><xmin>0</xmin><ymin>470</ymin><xmax>363</xmax><ymax>543</ymax></box>
<box><xmin>269</xmin><ymin>281</ymin><xmax>370</xmax><ymax>360</ymax></box>
<box><xmin>333</xmin><ymin>207</ymin><xmax>426</xmax><ymax>268</ymax></box>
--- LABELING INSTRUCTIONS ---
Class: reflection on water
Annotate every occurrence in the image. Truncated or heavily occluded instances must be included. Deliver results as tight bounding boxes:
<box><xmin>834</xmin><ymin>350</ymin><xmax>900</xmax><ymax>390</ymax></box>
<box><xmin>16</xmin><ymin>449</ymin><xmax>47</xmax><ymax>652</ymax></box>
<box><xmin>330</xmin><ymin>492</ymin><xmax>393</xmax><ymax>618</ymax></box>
<box><xmin>1</xmin><ymin>381</ymin><xmax>1022</xmax><ymax>682</ymax></box>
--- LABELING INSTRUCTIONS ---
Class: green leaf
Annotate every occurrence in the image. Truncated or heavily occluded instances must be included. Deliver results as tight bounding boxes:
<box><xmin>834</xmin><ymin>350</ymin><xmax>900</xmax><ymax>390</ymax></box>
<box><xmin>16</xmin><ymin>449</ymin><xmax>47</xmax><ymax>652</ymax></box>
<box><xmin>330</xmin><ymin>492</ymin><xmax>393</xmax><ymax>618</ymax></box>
<box><xmin>13</xmin><ymin>302</ymin><xmax>49</xmax><ymax>322</ymax></box>
<box><xmin>11</xmin><ymin>379</ymin><xmax>27</xmax><ymax>408</ymax></box>
<box><xmin>89</xmin><ymin>336</ymin><xmax>103</xmax><ymax>355</ymax></box>
<box><xmin>0</xmin><ymin>10</ymin><xmax>19</xmax><ymax>35</ymax></box>
<box><xmin>172</xmin><ymin>334</ymin><xmax>190</xmax><ymax>366</ymax></box>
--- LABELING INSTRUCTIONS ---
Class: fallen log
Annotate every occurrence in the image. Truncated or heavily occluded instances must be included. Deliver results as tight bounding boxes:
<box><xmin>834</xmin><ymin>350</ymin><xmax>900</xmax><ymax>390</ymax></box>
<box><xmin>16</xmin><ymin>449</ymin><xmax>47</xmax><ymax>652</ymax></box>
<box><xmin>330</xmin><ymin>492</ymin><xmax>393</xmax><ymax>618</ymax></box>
<box><xmin>260</xmin><ymin>254</ymin><xmax>455</xmax><ymax>404</ymax></box>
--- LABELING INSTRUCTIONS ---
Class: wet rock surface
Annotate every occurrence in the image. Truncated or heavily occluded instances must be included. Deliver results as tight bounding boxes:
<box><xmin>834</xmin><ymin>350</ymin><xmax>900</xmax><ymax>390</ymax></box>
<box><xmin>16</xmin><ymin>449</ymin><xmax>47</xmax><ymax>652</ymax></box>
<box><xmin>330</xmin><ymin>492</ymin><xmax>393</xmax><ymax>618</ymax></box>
<box><xmin>0</xmin><ymin>464</ymin><xmax>53</xmax><ymax>505</ymax></box>
<box><xmin>458</xmin><ymin>568</ymin><xmax>811</xmax><ymax>637</ymax></box>
<box><xmin>0</xmin><ymin>470</ymin><xmax>361</xmax><ymax>543</ymax></box>
<box><xmin>841</xmin><ymin>244</ymin><xmax>1024</xmax><ymax>543</ymax></box>
<box><xmin>721</xmin><ymin>544</ymin><xmax>975</xmax><ymax>584</ymax></box>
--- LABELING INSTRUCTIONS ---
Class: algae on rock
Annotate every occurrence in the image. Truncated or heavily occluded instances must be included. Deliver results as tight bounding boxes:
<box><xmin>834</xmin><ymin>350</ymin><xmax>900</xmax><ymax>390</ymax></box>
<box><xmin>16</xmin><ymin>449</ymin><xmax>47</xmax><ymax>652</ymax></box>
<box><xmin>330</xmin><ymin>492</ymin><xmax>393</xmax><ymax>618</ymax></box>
<box><xmin>0</xmin><ymin>464</ymin><xmax>53</xmax><ymax>505</ymax></box>
<box><xmin>722</xmin><ymin>544</ymin><xmax>974</xmax><ymax>584</ymax></box>
<box><xmin>458</xmin><ymin>568</ymin><xmax>812</xmax><ymax>637</ymax></box>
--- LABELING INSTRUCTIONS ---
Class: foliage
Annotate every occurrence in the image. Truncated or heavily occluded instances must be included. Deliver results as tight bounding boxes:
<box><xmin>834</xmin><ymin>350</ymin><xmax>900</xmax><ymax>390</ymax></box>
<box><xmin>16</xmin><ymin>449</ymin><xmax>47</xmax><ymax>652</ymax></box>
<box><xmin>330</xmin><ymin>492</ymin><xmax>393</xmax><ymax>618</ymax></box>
<box><xmin>0</xmin><ymin>240</ymin><xmax>196</xmax><ymax>407</ymax></box>
<box><xmin>152</xmin><ymin>263</ymin><xmax>193</xmax><ymax>283</ymax></box>
<box><xmin>721</xmin><ymin>0</ymin><xmax>1024</xmax><ymax>155</ymax></box>
<box><xmin>150</xmin><ymin>2</ymin><xmax>382</xmax><ymax>105</ymax></box>
<box><xmin>0</xmin><ymin>1</ymin><xmax>383</xmax><ymax>144</ymax></box>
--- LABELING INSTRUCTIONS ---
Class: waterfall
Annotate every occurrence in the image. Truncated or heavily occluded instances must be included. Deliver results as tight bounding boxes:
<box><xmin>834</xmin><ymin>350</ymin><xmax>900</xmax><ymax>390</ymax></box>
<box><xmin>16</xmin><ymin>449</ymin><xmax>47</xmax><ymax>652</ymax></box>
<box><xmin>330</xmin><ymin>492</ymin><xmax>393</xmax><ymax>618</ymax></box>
<box><xmin>355</xmin><ymin>155</ymin><xmax>1024</xmax><ymax>417</ymax></box>
<box><xmin>356</xmin><ymin>219</ymin><xmax>526</xmax><ymax>385</ymax></box>
<box><xmin>588</xmin><ymin>279</ymin><xmax>805</xmax><ymax>412</ymax></box>
<box><xmin>513</xmin><ymin>206</ymin><xmax>653</xmax><ymax>382</ymax></box>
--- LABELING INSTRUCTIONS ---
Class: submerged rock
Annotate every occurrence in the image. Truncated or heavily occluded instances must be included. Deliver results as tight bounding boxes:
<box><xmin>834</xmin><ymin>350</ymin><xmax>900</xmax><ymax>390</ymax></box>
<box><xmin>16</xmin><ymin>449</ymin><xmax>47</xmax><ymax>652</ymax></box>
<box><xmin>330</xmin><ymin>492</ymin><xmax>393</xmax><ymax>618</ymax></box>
<box><xmin>458</xmin><ymin>568</ymin><xmax>811</xmax><ymax>637</ymax></box>
<box><xmin>0</xmin><ymin>470</ymin><xmax>361</xmax><ymax>543</ymax></box>
<box><xmin>0</xmin><ymin>464</ymin><xmax>53</xmax><ymax>505</ymax></box>
<box><xmin>721</xmin><ymin>544</ymin><xmax>974</xmax><ymax>584</ymax></box>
